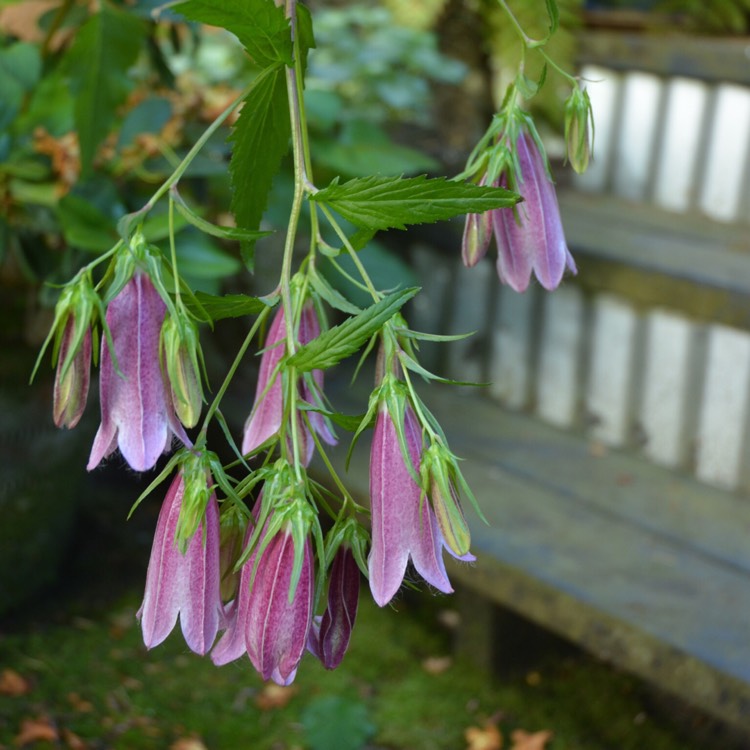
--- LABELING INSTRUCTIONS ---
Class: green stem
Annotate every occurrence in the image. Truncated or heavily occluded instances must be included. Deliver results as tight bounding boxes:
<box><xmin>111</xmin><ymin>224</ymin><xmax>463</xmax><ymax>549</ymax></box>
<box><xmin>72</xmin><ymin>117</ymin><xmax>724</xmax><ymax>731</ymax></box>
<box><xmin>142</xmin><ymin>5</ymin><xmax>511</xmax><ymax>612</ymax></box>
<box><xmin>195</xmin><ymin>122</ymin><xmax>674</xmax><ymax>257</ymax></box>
<box><xmin>200</xmin><ymin>306</ymin><xmax>271</xmax><ymax>436</ymax></box>
<box><xmin>140</xmin><ymin>73</ymin><xmax>271</xmax><ymax>215</ymax></box>
<box><xmin>41</xmin><ymin>0</ymin><xmax>75</xmax><ymax>58</ymax></box>
<box><xmin>279</xmin><ymin>0</ymin><xmax>309</xmax><ymax>476</ymax></box>
<box><xmin>318</xmin><ymin>204</ymin><xmax>380</xmax><ymax>302</ymax></box>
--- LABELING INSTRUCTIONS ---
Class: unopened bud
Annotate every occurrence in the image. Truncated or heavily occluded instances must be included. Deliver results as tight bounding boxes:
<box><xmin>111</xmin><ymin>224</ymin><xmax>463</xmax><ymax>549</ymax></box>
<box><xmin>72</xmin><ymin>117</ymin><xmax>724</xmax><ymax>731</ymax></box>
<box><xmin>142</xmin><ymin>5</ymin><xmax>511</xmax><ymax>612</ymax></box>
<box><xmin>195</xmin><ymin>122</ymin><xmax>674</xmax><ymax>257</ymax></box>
<box><xmin>564</xmin><ymin>85</ymin><xmax>593</xmax><ymax>175</ymax></box>
<box><xmin>162</xmin><ymin>315</ymin><xmax>203</xmax><ymax>429</ymax></box>
<box><xmin>219</xmin><ymin>510</ymin><xmax>247</xmax><ymax>602</ymax></box>
<box><xmin>461</xmin><ymin>210</ymin><xmax>493</xmax><ymax>268</ymax></box>
<box><xmin>54</xmin><ymin>319</ymin><xmax>92</xmax><ymax>429</ymax></box>
<box><xmin>423</xmin><ymin>444</ymin><xmax>471</xmax><ymax>558</ymax></box>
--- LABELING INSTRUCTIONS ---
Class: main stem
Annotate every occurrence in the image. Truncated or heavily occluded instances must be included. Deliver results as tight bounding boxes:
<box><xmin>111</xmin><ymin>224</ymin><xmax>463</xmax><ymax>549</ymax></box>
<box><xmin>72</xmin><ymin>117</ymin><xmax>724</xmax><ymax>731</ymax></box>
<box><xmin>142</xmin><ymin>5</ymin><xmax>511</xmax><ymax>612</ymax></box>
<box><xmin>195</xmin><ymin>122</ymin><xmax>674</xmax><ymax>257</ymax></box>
<box><xmin>280</xmin><ymin>0</ymin><xmax>309</xmax><ymax>476</ymax></box>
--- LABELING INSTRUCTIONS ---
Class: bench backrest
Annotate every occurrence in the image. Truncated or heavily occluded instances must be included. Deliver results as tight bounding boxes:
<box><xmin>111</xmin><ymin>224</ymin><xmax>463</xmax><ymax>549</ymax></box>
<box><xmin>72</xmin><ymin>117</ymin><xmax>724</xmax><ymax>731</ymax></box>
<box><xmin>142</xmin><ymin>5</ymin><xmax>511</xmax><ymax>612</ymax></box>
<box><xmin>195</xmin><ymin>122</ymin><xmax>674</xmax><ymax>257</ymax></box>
<box><xmin>411</xmin><ymin>31</ymin><xmax>750</xmax><ymax>492</ymax></box>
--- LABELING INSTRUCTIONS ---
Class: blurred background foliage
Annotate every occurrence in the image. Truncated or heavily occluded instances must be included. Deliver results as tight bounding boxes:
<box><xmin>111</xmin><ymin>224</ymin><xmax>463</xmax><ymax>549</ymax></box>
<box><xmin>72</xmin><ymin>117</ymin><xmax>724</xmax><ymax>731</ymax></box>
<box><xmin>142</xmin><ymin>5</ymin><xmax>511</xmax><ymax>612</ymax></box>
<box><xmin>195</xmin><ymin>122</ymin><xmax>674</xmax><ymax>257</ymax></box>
<box><xmin>2</xmin><ymin>0</ymin><xmax>747</xmax><ymax>331</ymax></box>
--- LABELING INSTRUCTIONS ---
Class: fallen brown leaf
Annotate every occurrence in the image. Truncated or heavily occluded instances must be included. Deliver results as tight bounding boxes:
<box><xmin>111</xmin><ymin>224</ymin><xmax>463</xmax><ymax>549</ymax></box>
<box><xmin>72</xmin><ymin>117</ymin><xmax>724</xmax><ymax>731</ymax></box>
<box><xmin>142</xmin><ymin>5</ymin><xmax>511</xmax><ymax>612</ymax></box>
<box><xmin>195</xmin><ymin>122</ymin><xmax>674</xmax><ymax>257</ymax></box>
<box><xmin>422</xmin><ymin>656</ymin><xmax>453</xmax><ymax>675</ymax></box>
<box><xmin>509</xmin><ymin>729</ymin><xmax>553</xmax><ymax>750</ymax></box>
<box><xmin>170</xmin><ymin>738</ymin><xmax>208</xmax><ymax>750</ymax></box>
<box><xmin>0</xmin><ymin>669</ymin><xmax>31</xmax><ymax>697</ymax></box>
<box><xmin>14</xmin><ymin>716</ymin><xmax>58</xmax><ymax>746</ymax></box>
<box><xmin>62</xmin><ymin>728</ymin><xmax>87</xmax><ymax>750</ymax></box>
<box><xmin>255</xmin><ymin>684</ymin><xmax>298</xmax><ymax>711</ymax></box>
<box><xmin>465</xmin><ymin>720</ymin><xmax>503</xmax><ymax>750</ymax></box>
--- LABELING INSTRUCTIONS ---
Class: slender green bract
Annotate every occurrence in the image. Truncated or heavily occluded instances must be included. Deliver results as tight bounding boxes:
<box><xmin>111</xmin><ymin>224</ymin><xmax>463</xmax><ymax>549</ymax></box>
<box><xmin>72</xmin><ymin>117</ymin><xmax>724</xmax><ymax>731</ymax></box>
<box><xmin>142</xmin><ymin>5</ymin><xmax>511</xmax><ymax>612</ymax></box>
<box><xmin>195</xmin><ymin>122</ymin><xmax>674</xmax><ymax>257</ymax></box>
<box><xmin>286</xmin><ymin>288</ymin><xmax>420</xmax><ymax>372</ymax></box>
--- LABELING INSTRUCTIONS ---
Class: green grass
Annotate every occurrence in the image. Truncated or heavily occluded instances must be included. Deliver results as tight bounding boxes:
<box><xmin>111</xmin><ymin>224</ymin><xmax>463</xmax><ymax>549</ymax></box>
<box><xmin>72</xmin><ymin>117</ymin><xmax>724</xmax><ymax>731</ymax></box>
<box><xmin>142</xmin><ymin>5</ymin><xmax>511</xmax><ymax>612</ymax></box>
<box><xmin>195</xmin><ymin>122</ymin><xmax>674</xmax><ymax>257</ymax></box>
<box><xmin>0</xmin><ymin>579</ymin><xmax>732</xmax><ymax>750</ymax></box>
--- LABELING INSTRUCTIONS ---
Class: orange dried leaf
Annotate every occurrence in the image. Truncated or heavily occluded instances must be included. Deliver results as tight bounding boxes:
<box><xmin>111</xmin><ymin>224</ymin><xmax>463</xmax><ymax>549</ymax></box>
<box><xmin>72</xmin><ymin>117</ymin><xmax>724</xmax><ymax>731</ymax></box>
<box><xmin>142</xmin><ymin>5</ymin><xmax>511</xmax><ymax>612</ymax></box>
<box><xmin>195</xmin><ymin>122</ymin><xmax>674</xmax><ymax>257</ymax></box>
<box><xmin>255</xmin><ymin>684</ymin><xmax>298</xmax><ymax>711</ymax></box>
<box><xmin>465</xmin><ymin>720</ymin><xmax>503</xmax><ymax>750</ymax></box>
<box><xmin>14</xmin><ymin>715</ymin><xmax>58</xmax><ymax>746</ymax></box>
<box><xmin>509</xmin><ymin>729</ymin><xmax>553</xmax><ymax>750</ymax></box>
<box><xmin>170</xmin><ymin>738</ymin><xmax>208</xmax><ymax>750</ymax></box>
<box><xmin>0</xmin><ymin>669</ymin><xmax>31</xmax><ymax>696</ymax></box>
<box><xmin>422</xmin><ymin>656</ymin><xmax>453</xmax><ymax>675</ymax></box>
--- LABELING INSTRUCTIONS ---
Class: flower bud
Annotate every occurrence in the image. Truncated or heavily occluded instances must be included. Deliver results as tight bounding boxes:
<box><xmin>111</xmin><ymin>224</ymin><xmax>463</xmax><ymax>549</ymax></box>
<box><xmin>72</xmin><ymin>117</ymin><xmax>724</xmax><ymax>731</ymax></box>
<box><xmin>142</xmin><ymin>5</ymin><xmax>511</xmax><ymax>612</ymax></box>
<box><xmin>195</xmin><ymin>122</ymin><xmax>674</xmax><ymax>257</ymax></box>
<box><xmin>564</xmin><ymin>85</ymin><xmax>593</xmax><ymax>175</ymax></box>
<box><xmin>308</xmin><ymin>545</ymin><xmax>360</xmax><ymax>670</ymax></box>
<box><xmin>218</xmin><ymin>509</ymin><xmax>247</xmax><ymax>602</ymax></box>
<box><xmin>461</xmin><ymin>210</ymin><xmax>493</xmax><ymax>268</ymax></box>
<box><xmin>422</xmin><ymin>444</ymin><xmax>471</xmax><ymax>558</ymax></box>
<box><xmin>53</xmin><ymin>317</ymin><xmax>92</xmax><ymax>429</ymax></box>
<box><xmin>161</xmin><ymin>314</ymin><xmax>204</xmax><ymax>429</ymax></box>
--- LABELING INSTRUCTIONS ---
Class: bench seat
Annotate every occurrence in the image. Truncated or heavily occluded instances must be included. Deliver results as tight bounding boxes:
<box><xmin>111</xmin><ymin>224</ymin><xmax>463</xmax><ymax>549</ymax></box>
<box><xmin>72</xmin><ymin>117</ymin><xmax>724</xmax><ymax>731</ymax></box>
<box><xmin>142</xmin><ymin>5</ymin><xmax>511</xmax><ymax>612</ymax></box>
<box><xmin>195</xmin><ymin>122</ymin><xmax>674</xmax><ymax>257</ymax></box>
<box><xmin>332</xmin><ymin>382</ymin><xmax>750</xmax><ymax>730</ymax></box>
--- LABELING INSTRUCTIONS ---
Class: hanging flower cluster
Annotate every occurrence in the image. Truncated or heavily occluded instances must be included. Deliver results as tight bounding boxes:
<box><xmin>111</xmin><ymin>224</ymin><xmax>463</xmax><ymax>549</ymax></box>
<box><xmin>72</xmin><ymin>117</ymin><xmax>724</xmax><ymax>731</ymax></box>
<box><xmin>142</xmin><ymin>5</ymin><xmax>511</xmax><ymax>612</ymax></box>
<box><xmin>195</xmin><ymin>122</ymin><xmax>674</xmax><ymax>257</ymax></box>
<box><xmin>34</xmin><ymin>0</ymin><xmax>587</xmax><ymax>687</ymax></box>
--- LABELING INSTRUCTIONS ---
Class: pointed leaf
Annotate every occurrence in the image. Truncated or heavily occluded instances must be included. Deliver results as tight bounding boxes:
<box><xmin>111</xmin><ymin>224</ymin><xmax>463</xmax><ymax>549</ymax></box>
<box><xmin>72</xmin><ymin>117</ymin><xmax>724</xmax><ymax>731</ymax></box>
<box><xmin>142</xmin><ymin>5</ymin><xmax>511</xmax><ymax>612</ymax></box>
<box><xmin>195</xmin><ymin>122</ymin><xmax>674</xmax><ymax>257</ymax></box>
<box><xmin>286</xmin><ymin>288</ymin><xmax>419</xmax><ymax>372</ymax></box>
<box><xmin>175</xmin><ymin>0</ymin><xmax>292</xmax><ymax>66</ymax></box>
<box><xmin>63</xmin><ymin>4</ymin><xmax>146</xmax><ymax>175</ymax></box>
<box><xmin>311</xmin><ymin>175</ymin><xmax>519</xmax><ymax>232</ymax></box>
<box><xmin>183</xmin><ymin>291</ymin><xmax>273</xmax><ymax>322</ymax></box>
<box><xmin>229</xmin><ymin>64</ymin><xmax>290</xmax><ymax>269</ymax></box>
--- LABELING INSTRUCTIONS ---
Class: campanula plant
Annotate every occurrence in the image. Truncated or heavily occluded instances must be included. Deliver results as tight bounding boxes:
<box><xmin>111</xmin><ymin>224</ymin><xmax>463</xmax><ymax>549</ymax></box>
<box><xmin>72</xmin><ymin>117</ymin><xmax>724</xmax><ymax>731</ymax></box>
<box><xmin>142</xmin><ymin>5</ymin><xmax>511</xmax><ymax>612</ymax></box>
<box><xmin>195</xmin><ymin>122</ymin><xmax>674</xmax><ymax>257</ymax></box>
<box><xmin>31</xmin><ymin>0</ymin><xmax>589</xmax><ymax>687</ymax></box>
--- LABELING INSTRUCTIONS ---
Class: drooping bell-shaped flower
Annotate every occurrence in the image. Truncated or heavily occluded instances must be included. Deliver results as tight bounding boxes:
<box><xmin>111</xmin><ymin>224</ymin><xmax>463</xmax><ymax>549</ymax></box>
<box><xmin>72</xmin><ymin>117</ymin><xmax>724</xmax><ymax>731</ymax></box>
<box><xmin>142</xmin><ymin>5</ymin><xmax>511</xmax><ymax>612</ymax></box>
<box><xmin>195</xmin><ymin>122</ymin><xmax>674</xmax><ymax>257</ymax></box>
<box><xmin>53</xmin><ymin>316</ymin><xmax>92</xmax><ymax>429</ymax></box>
<box><xmin>493</xmin><ymin>131</ymin><xmax>577</xmax><ymax>293</ymax></box>
<box><xmin>368</xmin><ymin>402</ymin><xmax>454</xmax><ymax>607</ymax></box>
<box><xmin>137</xmin><ymin>470</ymin><xmax>223</xmax><ymax>655</ymax></box>
<box><xmin>212</xmin><ymin>511</ymin><xmax>314</xmax><ymax>686</ymax></box>
<box><xmin>308</xmin><ymin>545</ymin><xmax>360</xmax><ymax>670</ymax></box>
<box><xmin>87</xmin><ymin>272</ymin><xmax>189</xmax><ymax>472</ymax></box>
<box><xmin>242</xmin><ymin>303</ymin><xmax>336</xmax><ymax>462</ymax></box>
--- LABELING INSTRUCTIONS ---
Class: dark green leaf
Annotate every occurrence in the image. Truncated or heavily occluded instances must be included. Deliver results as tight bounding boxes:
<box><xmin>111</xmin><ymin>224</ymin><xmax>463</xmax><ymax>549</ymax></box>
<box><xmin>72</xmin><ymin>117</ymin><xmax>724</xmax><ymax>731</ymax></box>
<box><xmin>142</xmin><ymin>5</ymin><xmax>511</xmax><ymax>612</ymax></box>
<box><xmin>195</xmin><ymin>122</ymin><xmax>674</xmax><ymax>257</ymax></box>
<box><xmin>309</xmin><ymin>267</ymin><xmax>362</xmax><ymax>315</ymax></box>
<box><xmin>57</xmin><ymin>194</ymin><xmax>118</xmax><ymax>251</ymax></box>
<box><xmin>286</xmin><ymin>287</ymin><xmax>419</xmax><ymax>372</ymax></box>
<box><xmin>229</xmin><ymin>64</ymin><xmax>290</xmax><ymax>270</ymax></box>
<box><xmin>175</xmin><ymin>0</ymin><xmax>291</xmax><ymax>66</ymax></box>
<box><xmin>63</xmin><ymin>4</ymin><xmax>146</xmax><ymax>175</ymax></box>
<box><xmin>0</xmin><ymin>43</ymin><xmax>41</xmax><ymax>132</ymax></box>
<box><xmin>311</xmin><ymin>175</ymin><xmax>519</xmax><ymax>232</ymax></box>
<box><xmin>184</xmin><ymin>291</ymin><xmax>272</xmax><ymax>321</ymax></box>
<box><xmin>546</xmin><ymin>0</ymin><xmax>560</xmax><ymax>36</ymax></box>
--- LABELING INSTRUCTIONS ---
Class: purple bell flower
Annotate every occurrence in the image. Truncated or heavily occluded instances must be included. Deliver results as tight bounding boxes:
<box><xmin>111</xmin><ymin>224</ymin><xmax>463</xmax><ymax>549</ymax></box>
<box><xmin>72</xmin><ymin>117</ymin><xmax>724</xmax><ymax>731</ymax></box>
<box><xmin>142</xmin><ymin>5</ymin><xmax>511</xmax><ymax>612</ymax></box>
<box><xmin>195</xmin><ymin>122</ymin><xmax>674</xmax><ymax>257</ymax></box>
<box><xmin>242</xmin><ymin>303</ymin><xmax>336</xmax><ymax>462</ymax></box>
<box><xmin>211</xmin><ymin>516</ymin><xmax>314</xmax><ymax>686</ymax></box>
<box><xmin>493</xmin><ymin>131</ymin><xmax>577</xmax><ymax>292</ymax></box>
<box><xmin>368</xmin><ymin>404</ymin><xmax>454</xmax><ymax>607</ymax></box>
<box><xmin>87</xmin><ymin>272</ymin><xmax>189</xmax><ymax>472</ymax></box>
<box><xmin>137</xmin><ymin>471</ymin><xmax>223</xmax><ymax>655</ymax></box>
<box><xmin>308</xmin><ymin>545</ymin><xmax>360</xmax><ymax>669</ymax></box>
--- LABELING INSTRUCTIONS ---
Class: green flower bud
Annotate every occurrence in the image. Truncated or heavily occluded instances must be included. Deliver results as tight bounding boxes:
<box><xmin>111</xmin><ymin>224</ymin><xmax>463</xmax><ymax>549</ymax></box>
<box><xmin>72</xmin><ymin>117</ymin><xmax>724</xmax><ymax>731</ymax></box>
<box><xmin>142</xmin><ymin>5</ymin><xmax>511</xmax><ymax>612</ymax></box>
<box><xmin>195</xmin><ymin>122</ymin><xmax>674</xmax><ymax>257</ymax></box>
<box><xmin>219</xmin><ymin>508</ymin><xmax>247</xmax><ymax>602</ymax></box>
<box><xmin>564</xmin><ymin>85</ymin><xmax>593</xmax><ymax>175</ymax></box>
<box><xmin>162</xmin><ymin>314</ymin><xmax>204</xmax><ymax>429</ymax></box>
<box><xmin>422</xmin><ymin>443</ymin><xmax>471</xmax><ymax>558</ymax></box>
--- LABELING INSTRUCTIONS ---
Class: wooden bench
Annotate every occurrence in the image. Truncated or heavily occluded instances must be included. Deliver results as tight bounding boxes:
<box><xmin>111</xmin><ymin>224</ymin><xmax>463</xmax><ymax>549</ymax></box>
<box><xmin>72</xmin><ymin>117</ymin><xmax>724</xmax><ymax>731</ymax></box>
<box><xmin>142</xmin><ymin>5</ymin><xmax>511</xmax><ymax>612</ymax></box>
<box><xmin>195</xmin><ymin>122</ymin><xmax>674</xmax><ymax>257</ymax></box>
<box><xmin>333</xmin><ymin>30</ymin><xmax>750</xmax><ymax>732</ymax></box>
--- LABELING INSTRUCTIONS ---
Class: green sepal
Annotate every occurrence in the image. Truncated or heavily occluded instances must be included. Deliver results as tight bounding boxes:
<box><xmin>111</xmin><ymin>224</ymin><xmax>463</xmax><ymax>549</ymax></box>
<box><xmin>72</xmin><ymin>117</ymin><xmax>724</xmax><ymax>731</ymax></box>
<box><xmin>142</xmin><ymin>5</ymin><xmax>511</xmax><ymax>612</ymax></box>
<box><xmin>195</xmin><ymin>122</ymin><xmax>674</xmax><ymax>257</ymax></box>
<box><xmin>171</xmin><ymin>188</ymin><xmax>273</xmax><ymax>243</ymax></box>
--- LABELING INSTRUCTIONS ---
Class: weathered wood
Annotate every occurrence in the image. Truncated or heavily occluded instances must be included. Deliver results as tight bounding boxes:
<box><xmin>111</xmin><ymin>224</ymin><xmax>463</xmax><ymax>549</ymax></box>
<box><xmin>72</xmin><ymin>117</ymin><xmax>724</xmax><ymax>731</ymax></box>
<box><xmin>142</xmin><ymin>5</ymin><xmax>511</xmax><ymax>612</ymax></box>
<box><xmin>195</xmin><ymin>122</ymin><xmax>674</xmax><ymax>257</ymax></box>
<box><xmin>559</xmin><ymin>191</ymin><xmax>750</xmax><ymax>328</ymax></box>
<box><xmin>577</xmin><ymin>31</ymin><xmax>750</xmax><ymax>85</ymax></box>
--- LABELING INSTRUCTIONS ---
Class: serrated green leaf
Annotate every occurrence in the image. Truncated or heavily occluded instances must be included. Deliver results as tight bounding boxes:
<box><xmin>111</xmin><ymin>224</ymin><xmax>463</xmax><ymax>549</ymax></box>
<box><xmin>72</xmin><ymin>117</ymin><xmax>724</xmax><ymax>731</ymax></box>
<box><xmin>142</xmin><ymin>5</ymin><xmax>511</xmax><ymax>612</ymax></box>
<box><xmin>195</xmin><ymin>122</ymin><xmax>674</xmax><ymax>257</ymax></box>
<box><xmin>63</xmin><ymin>4</ymin><xmax>146</xmax><ymax>175</ymax></box>
<box><xmin>229</xmin><ymin>64</ymin><xmax>290</xmax><ymax>270</ymax></box>
<box><xmin>309</xmin><ymin>267</ymin><xmax>362</xmax><ymax>315</ymax></box>
<box><xmin>286</xmin><ymin>287</ymin><xmax>419</xmax><ymax>372</ymax></box>
<box><xmin>311</xmin><ymin>175</ymin><xmax>519</xmax><ymax>232</ymax></box>
<box><xmin>183</xmin><ymin>291</ymin><xmax>272</xmax><ymax>322</ymax></box>
<box><xmin>175</xmin><ymin>0</ymin><xmax>291</xmax><ymax>66</ymax></box>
